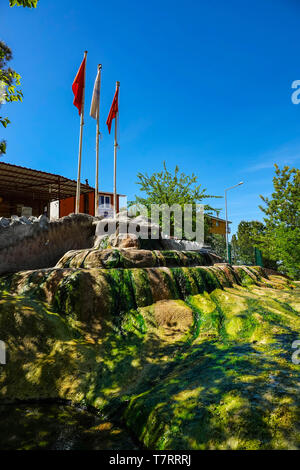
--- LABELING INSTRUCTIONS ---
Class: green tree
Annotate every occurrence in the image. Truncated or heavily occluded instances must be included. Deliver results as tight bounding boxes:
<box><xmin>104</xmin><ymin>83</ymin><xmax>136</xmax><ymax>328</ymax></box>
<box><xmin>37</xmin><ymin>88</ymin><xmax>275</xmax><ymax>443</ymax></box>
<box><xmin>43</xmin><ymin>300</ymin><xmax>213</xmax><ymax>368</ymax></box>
<box><xmin>1</xmin><ymin>0</ymin><xmax>38</xmax><ymax>154</ymax></box>
<box><xmin>0</xmin><ymin>42</ymin><xmax>22</xmax><ymax>155</ymax></box>
<box><xmin>9</xmin><ymin>1</ymin><xmax>39</xmax><ymax>7</ymax></box>
<box><xmin>209</xmin><ymin>233</ymin><xmax>227</xmax><ymax>260</ymax></box>
<box><xmin>231</xmin><ymin>220</ymin><xmax>277</xmax><ymax>268</ymax></box>
<box><xmin>130</xmin><ymin>161</ymin><xmax>221</xmax><ymax>240</ymax></box>
<box><xmin>258</xmin><ymin>164</ymin><xmax>300</xmax><ymax>279</ymax></box>
<box><xmin>231</xmin><ymin>221</ymin><xmax>265</xmax><ymax>265</ymax></box>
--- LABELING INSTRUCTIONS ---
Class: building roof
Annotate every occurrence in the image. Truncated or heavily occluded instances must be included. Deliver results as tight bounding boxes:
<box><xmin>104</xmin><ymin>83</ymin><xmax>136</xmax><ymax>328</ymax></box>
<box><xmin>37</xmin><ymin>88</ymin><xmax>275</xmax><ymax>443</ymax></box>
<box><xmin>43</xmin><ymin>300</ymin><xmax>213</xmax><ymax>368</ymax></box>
<box><xmin>0</xmin><ymin>162</ymin><xmax>125</xmax><ymax>201</ymax></box>
<box><xmin>208</xmin><ymin>214</ymin><xmax>232</xmax><ymax>224</ymax></box>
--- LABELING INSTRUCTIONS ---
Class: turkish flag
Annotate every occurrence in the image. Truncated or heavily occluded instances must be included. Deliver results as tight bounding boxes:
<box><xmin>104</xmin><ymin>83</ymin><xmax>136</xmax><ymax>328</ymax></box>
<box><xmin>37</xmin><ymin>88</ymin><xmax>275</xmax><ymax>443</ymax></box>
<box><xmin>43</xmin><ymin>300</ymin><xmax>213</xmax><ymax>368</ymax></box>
<box><xmin>72</xmin><ymin>56</ymin><xmax>86</xmax><ymax>115</ymax></box>
<box><xmin>106</xmin><ymin>88</ymin><xmax>119</xmax><ymax>134</ymax></box>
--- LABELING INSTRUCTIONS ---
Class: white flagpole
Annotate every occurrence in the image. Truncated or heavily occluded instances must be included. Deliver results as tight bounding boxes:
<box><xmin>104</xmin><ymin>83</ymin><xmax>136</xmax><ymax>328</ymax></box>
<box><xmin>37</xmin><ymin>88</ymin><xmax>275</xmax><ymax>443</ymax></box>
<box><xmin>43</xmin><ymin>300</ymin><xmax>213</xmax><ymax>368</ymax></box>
<box><xmin>75</xmin><ymin>50</ymin><xmax>87</xmax><ymax>214</ymax></box>
<box><xmin>95</xmin><ymin>64</ymin><xmax>102</xmax><ymax>216</ymax></box>
<box><xmin>113</xmin><ymin>81</ymin><xmax>120</xmax><ymax>217</ymax></box>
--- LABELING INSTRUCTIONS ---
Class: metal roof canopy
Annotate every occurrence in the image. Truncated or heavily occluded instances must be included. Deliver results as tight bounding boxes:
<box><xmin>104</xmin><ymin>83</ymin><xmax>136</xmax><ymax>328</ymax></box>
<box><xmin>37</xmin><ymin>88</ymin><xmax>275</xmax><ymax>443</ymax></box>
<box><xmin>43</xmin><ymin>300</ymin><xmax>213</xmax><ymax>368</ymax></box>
<box><xmin>208</xmin><ymin>215</ymin><xmax>232</xmax><ymax>224</ymax></box>
<box><xmin>0</xmin><ymin>162</ymin><xmax>94</xmax><ymax>202</ymax></box>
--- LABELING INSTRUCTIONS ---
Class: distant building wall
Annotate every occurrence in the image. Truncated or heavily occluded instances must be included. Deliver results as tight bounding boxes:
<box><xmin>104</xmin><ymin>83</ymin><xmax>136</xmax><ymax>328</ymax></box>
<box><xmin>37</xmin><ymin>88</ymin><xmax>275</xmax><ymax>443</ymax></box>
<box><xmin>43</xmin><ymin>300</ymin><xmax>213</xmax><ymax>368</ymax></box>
<box><xmin>0</xmin><ymin>213</ymin><xmax>95</xmax><ymax>274</ymax></box>
<box><xmin>0</xmin><ymin>195</ymin><xmax>48</xmax><ymax>218</ymax></box>
<box><xmin>208</xmin><ymin>217</ymin><xmax>231</xmax><ymax>236</ymax></box>
<box><xmin>58</xmin><ymin>191</ymin><xmax>120</xmax><ymax>218</ymax></box>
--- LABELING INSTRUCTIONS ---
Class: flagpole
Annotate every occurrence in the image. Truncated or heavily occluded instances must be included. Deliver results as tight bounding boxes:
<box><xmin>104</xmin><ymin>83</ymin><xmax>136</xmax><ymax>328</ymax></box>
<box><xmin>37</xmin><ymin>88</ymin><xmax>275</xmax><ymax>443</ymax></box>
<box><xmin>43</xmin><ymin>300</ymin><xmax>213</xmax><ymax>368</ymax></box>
<box><xmin>95</xmin><ymin>64</ymin><xmax>102</xmax><ymax>216</ymax></box>
<box><xmin>113</xmin><ymin>81</ymin><xmax>120</xmax><ymax>217</ymax></box>
<box><xmin>75</xmin><ymin>50</ymin><xmax>87</xmax><ymax>214</ymax></box>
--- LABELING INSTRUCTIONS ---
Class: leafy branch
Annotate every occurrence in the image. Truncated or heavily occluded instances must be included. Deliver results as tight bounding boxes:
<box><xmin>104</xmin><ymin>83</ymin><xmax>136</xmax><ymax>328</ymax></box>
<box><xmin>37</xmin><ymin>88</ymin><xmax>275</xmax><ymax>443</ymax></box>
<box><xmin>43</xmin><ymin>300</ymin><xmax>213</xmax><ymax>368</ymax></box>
<box><xmin>9</xmin><ymin>0</ymin><xmax>39</xmax><ymax>7</ymax></box>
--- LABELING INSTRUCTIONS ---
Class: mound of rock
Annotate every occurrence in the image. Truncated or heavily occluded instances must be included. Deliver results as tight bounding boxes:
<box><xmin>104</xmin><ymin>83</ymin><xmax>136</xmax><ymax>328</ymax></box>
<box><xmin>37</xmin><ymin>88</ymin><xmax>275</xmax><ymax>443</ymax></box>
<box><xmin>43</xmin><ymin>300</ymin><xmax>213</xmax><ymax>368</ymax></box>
<box><xmin>0</xmin><ymin>211</ymin><xmax>222</xmax><ymax>274</ymax></box>
<box><xmin>0</xmin><ymin>213</ymin><xmax>96</xmax><ymax>274</ymax></box>
<box><xmin>94</xmin><ymin>212</ymin><xmax>209</xmax><ymax>252</ymax></box>
<box><xmin>0</xmin><ymin>261</ymin><xmax>299</xmax><ymax>449</ymax></box>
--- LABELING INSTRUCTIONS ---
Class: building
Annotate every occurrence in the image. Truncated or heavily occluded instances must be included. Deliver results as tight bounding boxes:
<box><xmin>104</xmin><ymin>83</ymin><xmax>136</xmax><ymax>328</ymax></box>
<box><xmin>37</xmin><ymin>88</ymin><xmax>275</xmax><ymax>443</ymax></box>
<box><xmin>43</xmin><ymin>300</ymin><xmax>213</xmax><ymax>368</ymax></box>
<box><xmin>0</xmin><ymin>162</ymin><xmax>125</xmax><ymax>219</ymax></box>
<box><xmin>0</xmin><ymin>162</ymin><xmax>229</xmax><ymax>232</ymax></box>
<box><xmin>208</xmin><ymin>215</ymin><xmax>231</xmax><ymax>236</ymax></box>
<box><xmin>56</xmin><ymin>190</ymin><xmax>125</xmax><ymax>218</ymax></box>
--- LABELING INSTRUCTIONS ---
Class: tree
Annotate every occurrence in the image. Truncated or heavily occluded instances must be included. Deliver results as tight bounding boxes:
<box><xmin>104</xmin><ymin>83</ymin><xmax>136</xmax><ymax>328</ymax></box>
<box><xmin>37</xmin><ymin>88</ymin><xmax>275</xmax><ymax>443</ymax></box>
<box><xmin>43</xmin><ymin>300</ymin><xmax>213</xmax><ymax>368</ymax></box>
<box><xmin>230</xmin><ymin>220</ymin><xmax>277</xmax><ymax>268</ymax></box>
<box><xmin>0</xmin><ymin>42</ymin><xmax>22</xmax><ymax>155</ymax></box>
<box><xmin>1</xmin><ymin>0</ymin><xmax>38</xmax><ymax>155</ymax></box>
<box><xmin>209</xmin><ymin>233</ymin><xmax>226</xmax><ymax>260</ymax></box>
<box><xmin>231</xmin><ymin>221</ymin><xmax>265</xmax><ymax>265</ymax></box>
<box><xmin>258</xmin><ymin>165</ymin><xmax>300</xmax><ymax>279</ymax></box>
<box><xmin>9</xmin><ymin>1</ymin><xmax>39</xmax><ymax>7</ymax></box>
<box><xmin>130</xmin><ymin>161</ymin><xmax>221</xmax><ymax>240</ymax></box>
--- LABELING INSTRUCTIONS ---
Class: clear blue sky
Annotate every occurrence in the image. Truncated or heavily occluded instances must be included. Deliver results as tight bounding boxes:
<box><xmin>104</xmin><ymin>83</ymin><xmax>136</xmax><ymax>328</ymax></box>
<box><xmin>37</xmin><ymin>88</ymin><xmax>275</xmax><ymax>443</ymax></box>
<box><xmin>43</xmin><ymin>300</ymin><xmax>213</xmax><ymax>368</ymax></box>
<box><xmin>1</xmin><ymin>0</ymin><xmax>300</xmax><ymax>235</ymax></box>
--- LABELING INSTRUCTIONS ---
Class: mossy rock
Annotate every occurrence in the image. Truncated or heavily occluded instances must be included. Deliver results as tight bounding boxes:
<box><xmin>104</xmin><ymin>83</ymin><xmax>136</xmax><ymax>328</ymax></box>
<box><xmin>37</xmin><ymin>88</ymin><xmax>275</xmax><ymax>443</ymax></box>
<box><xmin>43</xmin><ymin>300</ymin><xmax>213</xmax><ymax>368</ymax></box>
<box><xmin>1</xmin><ymin>263</ymin><xmax>299</xmax><ymax>450</ymax></box>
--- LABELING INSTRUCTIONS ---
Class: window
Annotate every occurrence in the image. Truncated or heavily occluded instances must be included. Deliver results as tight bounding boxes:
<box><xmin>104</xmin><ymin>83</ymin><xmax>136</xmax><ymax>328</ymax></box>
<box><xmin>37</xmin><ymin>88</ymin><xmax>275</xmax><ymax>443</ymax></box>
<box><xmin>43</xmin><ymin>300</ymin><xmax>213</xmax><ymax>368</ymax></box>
<box><xmin>99</xmin><ymin>195</ymin><xmax>111</xmax><ymax>208</ymax></box>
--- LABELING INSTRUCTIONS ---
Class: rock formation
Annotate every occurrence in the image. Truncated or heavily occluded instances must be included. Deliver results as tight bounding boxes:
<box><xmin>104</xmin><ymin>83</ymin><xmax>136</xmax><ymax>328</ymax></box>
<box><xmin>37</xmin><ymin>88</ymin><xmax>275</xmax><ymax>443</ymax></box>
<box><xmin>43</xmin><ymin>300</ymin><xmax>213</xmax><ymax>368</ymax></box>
<box><xmin>0</xmin><ymin>212</ymin><xmax>221</xmax><ymax>274</ymax></box>
<box><xmin>0</xmin><ymin>213</ymin><xmax>96</xmax><ymax>274</ymax></box>
<box><xmin>0</xmin><ymin>212</ymin><xmax>299</xmax><ymax>450</ymax></box>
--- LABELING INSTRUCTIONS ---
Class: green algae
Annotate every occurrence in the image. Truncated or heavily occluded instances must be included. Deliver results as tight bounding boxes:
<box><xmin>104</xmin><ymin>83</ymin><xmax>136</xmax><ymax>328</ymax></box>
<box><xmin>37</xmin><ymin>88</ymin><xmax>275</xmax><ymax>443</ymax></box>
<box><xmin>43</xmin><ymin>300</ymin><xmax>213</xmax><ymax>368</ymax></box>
<box><xmin>234</xmin><ymin>267</ymin><xmax>257</xmax><ymax>287</ymax></box>
<box><xmin>106</xmin><ymin>269</ymin><xmax>136</xmax><ymax>314</ymax></box>
<box><xmin>171</xmin><ymin>267</ymin><xmax>194</xmax><ymax>298</ymax></box>
<box><xmin>57</xmin><ymin>248</ymin><xmax>216</xmax><ymax>270</ymax></box>
<box><xmin>121</xmin><ymin>309</ymin><xmax>147</xmax><ymax>337</ymax></box>
<box><xmin>123</xmin><ymin>285</ymin><xmax>300</xmax><ymax>449</ymax></box>
<box><xmin>131</xmin><ymin>269</ymin><xmax>153</xmax><ymax>307</ymax></box>
<box><xmin>53</xmin><ymin>270</ymin><xmax>83</xmax><ymax>318</ymax></box>
<box><xmin>160</xmin><ymin>269</ymin><xmax>180</xmax><ymax>299</ymax></box>
<box><xmin>197</xmin><ymin>267</ymin><xmax>221</xmax><ymax>292</ymax></box>
<box><xmin>160</xmin><ymin>251</ymin><xmax>182</xmax><ymax>267</ymax></box>
<box><xmin>0</xmin><ymin>264</ymin><xmax>299</xmax><ymax>450</ymax></box>
<box><xmin>101</xmin><ymin>249</ymin><xmax>121</xmax><ymax>268</ymax></box>
<box><xmin>0</xmin><ymin>403</ymin><xmax>137</xmax><ymax>450</ymax></box>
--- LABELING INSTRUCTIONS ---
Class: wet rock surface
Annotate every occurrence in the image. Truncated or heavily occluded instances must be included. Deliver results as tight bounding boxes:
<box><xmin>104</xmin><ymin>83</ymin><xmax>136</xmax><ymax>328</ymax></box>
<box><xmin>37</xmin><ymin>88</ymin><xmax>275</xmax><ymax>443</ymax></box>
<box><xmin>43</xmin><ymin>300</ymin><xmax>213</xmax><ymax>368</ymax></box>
<box><xmin>0</xmin><ymin>403</ymin><xmax>137</xmax><ymax>450</ymax></box>
<box><xmin>0</xmin><ymin>262</ymin><xmax>299</xmax><ymax>450</ymax></box>
<box><xmin>56</xmin><ymin>247</ymin><xmax>219</xmax><ymax>269</ymax></box>
<box><xmin>1</xmin><ymin>212</ymin><xmax>299</xmax><ymax>450</ymax></box>
<box><xmin>0</xmin><ymin>212</ymin><xmax>222</xmax><ymax>274</ymax></box>
<box><xmin>0</xmin><ymin>213</ymin><xmax>97</xmax><ymax>275</ymax></box>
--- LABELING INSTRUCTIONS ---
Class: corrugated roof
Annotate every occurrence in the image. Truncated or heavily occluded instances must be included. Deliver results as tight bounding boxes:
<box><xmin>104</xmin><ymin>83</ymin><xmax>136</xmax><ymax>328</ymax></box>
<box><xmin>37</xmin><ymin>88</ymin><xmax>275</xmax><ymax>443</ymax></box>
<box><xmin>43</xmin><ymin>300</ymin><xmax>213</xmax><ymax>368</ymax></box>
<box><xmin>0</xmin><ymin>162</ymin><xmax>125</xmax><ymax>201</ymax></box>
<box><xmin>208</xmin><ymin>214</ymin><xmax>232</xmax><ymax>224</ymax></box>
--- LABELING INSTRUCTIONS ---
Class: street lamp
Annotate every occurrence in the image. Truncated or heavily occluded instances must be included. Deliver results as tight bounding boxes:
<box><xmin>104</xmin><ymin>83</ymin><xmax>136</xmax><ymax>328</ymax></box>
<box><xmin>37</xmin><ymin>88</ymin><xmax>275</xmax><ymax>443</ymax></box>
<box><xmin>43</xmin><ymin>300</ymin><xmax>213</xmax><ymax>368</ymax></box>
<box><xmin>225</xmin><ymin>181</ymin><xmax>244</xmax><ymax>263</ymax></box>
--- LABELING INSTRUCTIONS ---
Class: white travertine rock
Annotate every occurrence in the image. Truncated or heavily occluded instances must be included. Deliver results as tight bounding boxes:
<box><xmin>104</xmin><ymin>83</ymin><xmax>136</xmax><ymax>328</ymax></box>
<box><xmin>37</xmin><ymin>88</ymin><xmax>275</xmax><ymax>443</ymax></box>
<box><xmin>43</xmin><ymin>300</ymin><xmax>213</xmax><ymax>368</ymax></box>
<box><xmin>0</xmin><ymin>213</ymin><xmax>96</xmax><ymax>274</ymax></box>
<box><xmin>0</xmin><ymin>217</ymin><xmax>10</xmax><ymax>228</ymax></box>
<box><xmin>19</xmin><ymin>216</ymin><xmax>31</xmax><ymax>225</ymax></box>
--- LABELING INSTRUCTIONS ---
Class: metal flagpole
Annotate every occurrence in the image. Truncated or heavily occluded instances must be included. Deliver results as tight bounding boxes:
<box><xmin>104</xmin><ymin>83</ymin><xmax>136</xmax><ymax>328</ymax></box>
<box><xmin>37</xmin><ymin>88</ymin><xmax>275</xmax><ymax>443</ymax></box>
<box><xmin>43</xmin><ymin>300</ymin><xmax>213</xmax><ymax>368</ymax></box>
<box><xmin>225</xmin><ymin>189</ymin><xmax>229</xmax><ymax>262</ymax></box>
<box><xmin>113</xmin><ymin>81</ymin><xmax>120</xmax><ymax>217</ymax></box>
<box><xmin>95</xmin><ymin>64</ymin><xmax>102</xmax><ymax>216</ymax></box>
<box><xmin>225</xmin><ymin>181</ymin><xmax>244</xmax><ymax>262</ymax></box>
<box><xmin>75</xmin><ymin>50</ymin><xmax>87</xmax><ymax>214</ymax></box>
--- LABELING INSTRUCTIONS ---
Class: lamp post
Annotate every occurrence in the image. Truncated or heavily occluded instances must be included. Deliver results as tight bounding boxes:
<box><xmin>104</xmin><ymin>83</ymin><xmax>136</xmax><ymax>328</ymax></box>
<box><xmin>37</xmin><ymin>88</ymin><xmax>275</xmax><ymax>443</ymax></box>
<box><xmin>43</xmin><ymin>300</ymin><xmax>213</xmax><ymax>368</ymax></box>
<box><xmin>225</xmin><ymin>181</ymin><xmax>244</xmax><ymax>263</ymax></box>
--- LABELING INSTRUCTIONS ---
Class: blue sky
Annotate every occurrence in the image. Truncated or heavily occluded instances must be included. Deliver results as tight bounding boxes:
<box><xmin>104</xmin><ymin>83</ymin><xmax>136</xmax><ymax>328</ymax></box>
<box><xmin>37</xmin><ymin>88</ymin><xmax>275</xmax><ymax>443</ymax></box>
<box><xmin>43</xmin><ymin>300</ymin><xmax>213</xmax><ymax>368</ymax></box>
<box><xmin>1</xmin><ymin>0</ymin><xmax>300</xmax><ymax>235</ymax></box>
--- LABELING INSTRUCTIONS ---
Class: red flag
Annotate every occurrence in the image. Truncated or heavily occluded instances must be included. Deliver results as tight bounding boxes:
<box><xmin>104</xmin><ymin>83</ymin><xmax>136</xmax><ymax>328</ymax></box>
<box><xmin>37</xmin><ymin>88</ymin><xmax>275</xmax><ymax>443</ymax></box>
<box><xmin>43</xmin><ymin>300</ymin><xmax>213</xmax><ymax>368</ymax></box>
<box><xmin>106</xmin><ymin>88</ymin><xmax>119</xmax><ymax>134</ymax></box>
<box><xmin>72</xmin><ymin>56</ymin><xmax>86</xmax><ymax>115</ymax></box>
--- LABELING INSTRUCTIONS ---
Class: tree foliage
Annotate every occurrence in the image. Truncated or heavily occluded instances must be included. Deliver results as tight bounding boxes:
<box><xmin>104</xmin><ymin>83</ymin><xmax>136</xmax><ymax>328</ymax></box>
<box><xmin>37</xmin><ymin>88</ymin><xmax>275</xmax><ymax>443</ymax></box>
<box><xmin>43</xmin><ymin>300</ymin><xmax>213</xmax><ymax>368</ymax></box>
<box><xmin>130</xmin><ymin>161</ymin><xmax>221</xmax><ymax>239</ymax></box>
<box><xmin>258</xmin><ymin>164</ymin><xmax>300</xmax><ymax>279</ymax></box>
<box><xmin>230</xmin><ymin>220</ymin><xmax>275</xmax><ymax>268</ymax></box>
<box><xmin>1</xmin><ymin>0</ymin><xmax>38</xmax><ymax>155</ymax></box>
<box><xmin>231</xmin><ymin>221</ymin><xmax>264</xmax><ymax>265</ymax></box>
<box><xmin>0</xmin><ymin>42</ymin><xmax>23</xmax><ymax>155</ymax></box>
<box><xmin>132</xmin><ymin>161</ymin><xmax>216</xmax><ymax>207</ymax></box>
<box><xmin>9</xmin><ymin>0</ymin><xmax>39</xmax><ymax>7</ymax></box>
<box><xmin>209</xmin><ymin>233</ymin><xmax>227</xmax><ymax>260</ymax></box>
